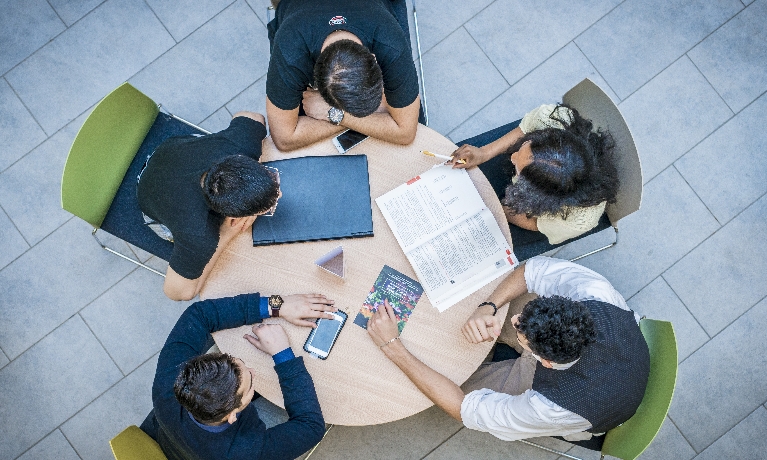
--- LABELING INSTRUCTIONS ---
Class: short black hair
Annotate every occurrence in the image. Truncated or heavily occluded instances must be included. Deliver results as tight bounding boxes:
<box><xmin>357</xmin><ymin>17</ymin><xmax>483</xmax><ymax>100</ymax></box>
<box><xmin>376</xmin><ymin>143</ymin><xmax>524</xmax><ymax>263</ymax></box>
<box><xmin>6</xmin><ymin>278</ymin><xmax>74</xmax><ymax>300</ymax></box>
<box><xmin>174</xmin><ymin>353</ymin><xmax>244</xmax><ymax>424</ymax></box>
<box><xmin>202</xmin><ymin>155</ymin><xmax>279</xmax><ymax>217</ymax></box>
<box><xmin>517</xmin><ymin>296</ymin><xmax>597</xmax><ymax>363</ymax></box>
<box><xmin>314</xmin><ymin>39</ymin><xmax>383</xmax><ymax>117</ymax></box>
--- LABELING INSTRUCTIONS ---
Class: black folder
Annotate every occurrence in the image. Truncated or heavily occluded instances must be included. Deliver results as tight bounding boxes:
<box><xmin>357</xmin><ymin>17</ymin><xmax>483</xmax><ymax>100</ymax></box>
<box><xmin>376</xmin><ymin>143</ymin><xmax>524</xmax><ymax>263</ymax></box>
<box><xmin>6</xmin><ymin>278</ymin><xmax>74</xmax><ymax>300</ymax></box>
<box><xmin>251</xmin><ymin>155</ymin><xmax>374</xmax><ymax>246</ymax></box>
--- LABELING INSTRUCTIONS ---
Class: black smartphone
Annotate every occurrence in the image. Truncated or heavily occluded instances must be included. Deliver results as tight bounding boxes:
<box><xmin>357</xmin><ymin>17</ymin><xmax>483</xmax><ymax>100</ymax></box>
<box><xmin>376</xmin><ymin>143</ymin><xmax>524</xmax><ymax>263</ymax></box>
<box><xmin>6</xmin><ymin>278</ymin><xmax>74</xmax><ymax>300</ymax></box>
<box><xmin>303</xmin><ymin>310</ymin><xmax>348</xmax><ymax>359</ymax></box>
<box><xmin>332</xmin><ymin>129</ymin><xmax>369</xmax><ymax>153</ymax></box>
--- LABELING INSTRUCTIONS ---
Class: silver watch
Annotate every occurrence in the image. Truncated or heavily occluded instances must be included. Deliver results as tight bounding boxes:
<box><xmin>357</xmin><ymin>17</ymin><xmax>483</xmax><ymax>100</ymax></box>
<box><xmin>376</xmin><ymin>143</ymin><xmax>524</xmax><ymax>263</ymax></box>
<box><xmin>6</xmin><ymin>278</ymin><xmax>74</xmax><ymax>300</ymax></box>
<box><xmin>327</xmin><ymin>107</ymin><xmax>344</xmax><ymax>125</ymax></box>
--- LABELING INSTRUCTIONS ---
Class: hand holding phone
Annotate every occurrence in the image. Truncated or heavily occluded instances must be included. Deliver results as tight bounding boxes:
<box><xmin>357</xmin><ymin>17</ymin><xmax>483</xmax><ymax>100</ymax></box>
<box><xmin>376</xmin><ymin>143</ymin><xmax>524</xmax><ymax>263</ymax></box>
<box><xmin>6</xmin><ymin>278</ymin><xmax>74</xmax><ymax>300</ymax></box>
<box><xmin>303</xmin><ymin>310</ymin><xmax>348</xmax><ymax>359</ymax></box>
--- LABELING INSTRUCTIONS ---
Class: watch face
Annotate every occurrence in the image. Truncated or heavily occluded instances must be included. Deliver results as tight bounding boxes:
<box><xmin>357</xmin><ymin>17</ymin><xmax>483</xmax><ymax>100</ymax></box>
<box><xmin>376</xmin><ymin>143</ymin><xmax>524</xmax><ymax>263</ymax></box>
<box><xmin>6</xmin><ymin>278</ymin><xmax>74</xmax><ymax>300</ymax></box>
<box><xmin>328</xmin><ymin>107</ymin><xmax>344</xmax><ymax>124</ymax></box>
<box><xmin>269</xmin><ymin>295</ymin><xmax>283</xmax><ymax>308</ymax></box>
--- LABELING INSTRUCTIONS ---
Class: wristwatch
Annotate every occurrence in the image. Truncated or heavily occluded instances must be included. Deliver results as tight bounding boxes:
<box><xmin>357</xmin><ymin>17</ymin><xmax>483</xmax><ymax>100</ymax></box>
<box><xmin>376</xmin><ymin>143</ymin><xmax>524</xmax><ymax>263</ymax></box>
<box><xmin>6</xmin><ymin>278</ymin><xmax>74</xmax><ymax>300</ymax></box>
<box><xmin>268</xmin><ymin>295</ymin><xmax>284</xmax><ymax>317</ymax></box>
<box><xmin>477</xmin><ymin>301</ymin><xmax>498</xmax><ymax>316</ymax></box>
<box><xmin>327</xmin><ymin>107</ymin><xmax>344</xmax><ymax>125</ymax></box>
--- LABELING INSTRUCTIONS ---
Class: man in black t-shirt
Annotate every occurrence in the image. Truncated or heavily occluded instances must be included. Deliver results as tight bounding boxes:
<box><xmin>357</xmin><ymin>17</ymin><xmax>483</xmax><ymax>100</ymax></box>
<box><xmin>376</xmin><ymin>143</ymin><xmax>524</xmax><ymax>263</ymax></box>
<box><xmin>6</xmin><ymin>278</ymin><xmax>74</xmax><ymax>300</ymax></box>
<box><xmin>266</xmin><ymin>0</ymin><xmax>421</xmax><ymax>151</ymax></box>
<box><xmin>137</xmin><ymin>112</ymin><xmax>279</xmax><ymax>301</ymax></box>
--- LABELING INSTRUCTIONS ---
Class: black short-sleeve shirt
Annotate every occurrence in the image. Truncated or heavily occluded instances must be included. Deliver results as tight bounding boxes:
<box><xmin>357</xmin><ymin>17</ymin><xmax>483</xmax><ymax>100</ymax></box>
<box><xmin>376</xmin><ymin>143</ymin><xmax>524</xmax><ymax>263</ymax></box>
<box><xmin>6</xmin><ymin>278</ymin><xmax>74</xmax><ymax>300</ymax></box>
<box><xmin>137</xmin><ymin>117</ymin><xmax>267</xmax><ymax>280</ymax></box>
<box><xmin>266</xmin><ymin>0</ymin><xmax>419</xmax><ymax>111</ymax></box>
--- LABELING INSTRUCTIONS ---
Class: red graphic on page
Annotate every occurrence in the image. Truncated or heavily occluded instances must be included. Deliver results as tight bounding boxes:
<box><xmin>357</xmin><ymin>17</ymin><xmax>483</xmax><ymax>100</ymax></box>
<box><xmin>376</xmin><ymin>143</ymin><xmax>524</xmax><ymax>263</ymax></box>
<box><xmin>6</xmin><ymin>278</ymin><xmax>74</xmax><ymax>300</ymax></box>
<box><xmin>406</xmin><ymin>176</ymin><xmax>421</xmax><ymax>185</ymax></box>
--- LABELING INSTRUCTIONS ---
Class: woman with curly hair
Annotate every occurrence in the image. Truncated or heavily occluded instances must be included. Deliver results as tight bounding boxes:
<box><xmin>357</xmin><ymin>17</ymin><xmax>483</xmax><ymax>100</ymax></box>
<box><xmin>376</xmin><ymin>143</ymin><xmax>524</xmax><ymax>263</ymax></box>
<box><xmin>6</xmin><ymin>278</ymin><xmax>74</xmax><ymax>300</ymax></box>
<box><xmin>451</xmin><ymin>104</ymin><xmax>619</xmax><ymax>245</ymax></box>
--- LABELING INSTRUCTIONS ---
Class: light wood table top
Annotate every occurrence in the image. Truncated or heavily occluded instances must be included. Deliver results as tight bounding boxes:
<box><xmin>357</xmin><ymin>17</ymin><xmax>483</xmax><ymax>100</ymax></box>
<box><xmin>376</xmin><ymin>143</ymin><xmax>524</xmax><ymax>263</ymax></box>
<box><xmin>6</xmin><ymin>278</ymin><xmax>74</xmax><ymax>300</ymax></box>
<box><xmin>202</xmin><ymin>124</ymin><xmax>513</xmax><ymax>426</ymax></box>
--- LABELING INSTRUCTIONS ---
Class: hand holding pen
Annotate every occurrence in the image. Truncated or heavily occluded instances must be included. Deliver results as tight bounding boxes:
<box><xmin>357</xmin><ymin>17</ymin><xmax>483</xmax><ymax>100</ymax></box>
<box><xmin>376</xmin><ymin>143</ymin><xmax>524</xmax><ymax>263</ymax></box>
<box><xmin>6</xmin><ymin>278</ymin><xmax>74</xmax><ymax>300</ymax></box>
<box><xmin>446</xmin><ymin>144</ymin><xmax>491</xmax><ymax>169</ymax></box>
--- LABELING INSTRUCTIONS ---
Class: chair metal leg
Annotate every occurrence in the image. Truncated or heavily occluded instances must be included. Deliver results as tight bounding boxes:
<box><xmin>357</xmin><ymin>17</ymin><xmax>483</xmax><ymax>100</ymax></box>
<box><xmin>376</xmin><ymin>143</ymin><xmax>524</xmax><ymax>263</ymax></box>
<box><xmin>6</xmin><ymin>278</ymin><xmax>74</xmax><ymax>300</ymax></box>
<box><xmin>158</xmin><ymin>105</ymin><xmax>212</xmax><ymax>135</ymax></box>
<box><xmin>92</xmin><ymin>228</ymin><xmax>166</xmax><ymax>277</ymax></box>
<box><xmin>267</xmin><ymin>5</ymin><xmax>274</xmax><ymax>23</ymax></box>
<box><xmin>303</xmin><ymin>424</ymin><xmax>334</xmax><ymax>460</ymax></box>
<box><xmin>412</xmin><ymin>0</ymin><xmax>428</xmax><ymax>126</ymax></box>
<box><xmin>518</xmin><ymin>439</ymin><xmax>585</xmax><ymax>460</ymax></box>
<box><xmin>569</xmin><ymin>227</ymin><xmax>619</xmax><ymax>262</ymax></box>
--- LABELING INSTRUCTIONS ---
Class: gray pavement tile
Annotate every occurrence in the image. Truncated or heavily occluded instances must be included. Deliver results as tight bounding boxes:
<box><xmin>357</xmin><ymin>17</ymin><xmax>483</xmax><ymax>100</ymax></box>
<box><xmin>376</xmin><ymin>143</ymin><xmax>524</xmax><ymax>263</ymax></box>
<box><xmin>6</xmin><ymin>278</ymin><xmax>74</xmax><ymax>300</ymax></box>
<box><xmin>0</xmin><ymin>207</ymin><xmax>28</xmax><ymax>272</ymax></box>
<box><xmin>226</xmin><ymin>75</ymin><xmax>267</xmax><ymax>123</ymax></box>
<box><xmin>449</xmin><ymin>43</ymin><xmax>618</xmax><ymax>143</ymax></box>
<box><xmin>5</xmin><ymin>0</ymin><xmax>175</xmax><ymax>134</ymax></box>
<box><xmin>48</xmin><ymin>0</ymin><xmax>105</xmax><ymax>26</ymax></box>
<box><xmin>245</xmin><ymin>0</ymin><xmax>272</xmax><ymax>27</ymax></box>
<box><xmin>200</xmin><ymin>107</ymin><xmax>234</xmax><ymax>134</ymax></box>
<box><xmin>637</xmin><ymin>417</ymin><xmax>696</xmax><ymax>460</ymax></box>
<box><xmin>675</xmin><ymin>91</ymin><xmax>767</xmax><ymax>223</ymax></box>
<box><xmin>555</xmin><ymin>167</ymin><xmax>720</xmax><ymax>299</ymax></box>
<box><xmin>0</xmin><ymin>78</ymin><xmax>48</xmax><ymax>172</ymax></box>
<box><xmin>465</xmin><ymin>0</ymin><xmax>621</xmax><ymax>87</ymax></box>
<box><xmin>253</xmin><ymin>397</ymin><xmax>288</xmax><ymax>429</ymax></box>
<box><xmin>688</xmin><ymin>0</ymin><xmax>767</xmax><ymax>113</ymax></box>
<box><xmin>694</xmin><ymin>407</ymin><xmax>767</xmax><ymax>460</ymax></box>
<box><xmin>0</xmin><ymin>348</ymin><xmax>8</xmax><ymax>370</ymax></box>
<box><xmin>306</xmin><ymin>406</ymin><xmax>463</xmax><ymax>460</ymax></box>
<box><xmin>423</xmin><ymin>428</ymin><xmax>562</xmax><ymax>460</ymax></box>
<box><xmin>0</xmin><ymin>315</ymin><xmax>123</xmax><ymax>460</ymax></box>
<box><xmin>16</xmin><ymin>429</ymin><xmax>81</xmax><ymax>460</ymax></box>
<box><xmin>558</xmin><ymin>444</ymin><xmax>601</xmax><ymax>460</ymax></box>
<box><xmin>0</xmin><ymin>218</ymin><xmax>135</xmax><ymax>359</ymax></box>
<box><xmin>145</xmin><ymin>0</ymin><xmax>235</xmax><ymax>41</ymax></box>
<box><xmin>575</xmin><ymin>0</ymin><xmax>743</xmax><ymax>99</ymax></box>
<box><xmin>0</xmin><ymin>0</ymin><xmax>65</xmax><ymax>76</ymax></box>
<box><xmin>618</xmin><ymin>56</ymin><xmax>733</xmax><ymax>184</ymax></box>
<box><xmin>413</xmin><ymin>0</ymin><xmax>494</xmax><ymax>54</ymax></box>
<box><xmin>61</xmin><ymin>354</ymin><xmax>158</xmax><ymax>460</ymax></box>
<box><xmin>667</xmin><ymin>296</ymin><xmax>767</xmax><ymax>452</ymax></box>
<box><xmin>130</xmin><ymin>0</ymin><xmax>269</xmax><ymax>125</ymax></box>
<box><xmin>627</xmin><ymin>278</ymin><xmax>709</xmax><ymax>363</ymax></box>
<box><xmin>80</xmin><ymin>269</ymin><xmax>190</xmax><ymax>374</ymax></box>
<box><xmin>127</xmin><ymin>241</ymin><xmax>153</xmax><ymax>263</ymax></box>
<box><xmin>0</xmin><ymin>111</ymin><xmax>87</xmax><ymax>246</ymax></box>
<box><xmin>662</xmin><ymin>193</ymin><xmax>767</xmax><ymax>336</ymax></box>
<box><xmin>421</xmin><ymin>27</ymin><xmax>508</xmax><ymax>135</ymax></box>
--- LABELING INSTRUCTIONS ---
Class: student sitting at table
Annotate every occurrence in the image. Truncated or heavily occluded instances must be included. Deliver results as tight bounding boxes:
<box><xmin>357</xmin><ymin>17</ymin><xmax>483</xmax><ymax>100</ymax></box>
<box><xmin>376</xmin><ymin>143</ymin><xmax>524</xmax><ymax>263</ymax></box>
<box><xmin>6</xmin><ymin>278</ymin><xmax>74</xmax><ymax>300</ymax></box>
<box><xmin>449</xmin><ymin>105</ymin><xmax>619</xmax><ymax>245</ymax></box>
<box><xmin>367</xmin><ymin>256</ymin><xmax>649</xmax><ymax>442</ymax></box>
<box><xmin>265</xmin><ymin>0</ymin><xmax>421</xmax><ymax>151</ymax></box>
<box><xmin>141</xmin><ymin>292</ymin><xmax>336</xmax><ymax>460</ymax></box>
<box><xmin>137</xmin><ymin>111</ymin><xmax>279</xmax><ymax>301</ymax></box>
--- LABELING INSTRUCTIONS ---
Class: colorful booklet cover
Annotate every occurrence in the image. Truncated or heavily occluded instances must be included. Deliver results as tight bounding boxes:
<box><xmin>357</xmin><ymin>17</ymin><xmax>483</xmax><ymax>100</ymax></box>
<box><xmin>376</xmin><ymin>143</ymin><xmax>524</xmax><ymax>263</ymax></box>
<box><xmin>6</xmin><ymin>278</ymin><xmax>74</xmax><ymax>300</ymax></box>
<box><xmin>354</xmin><ymin>265</ymin><xmax>424</xmax><ymax>333</ymax></box>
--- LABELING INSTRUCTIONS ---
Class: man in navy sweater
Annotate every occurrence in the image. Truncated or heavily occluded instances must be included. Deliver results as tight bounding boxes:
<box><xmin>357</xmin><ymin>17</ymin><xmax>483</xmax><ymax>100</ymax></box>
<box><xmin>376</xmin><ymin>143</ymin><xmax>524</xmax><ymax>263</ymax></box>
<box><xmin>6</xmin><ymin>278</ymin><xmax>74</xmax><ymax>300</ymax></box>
<box><xmin>141</xmin><ymin>292</ymin><xmax>335</xmax><ymax>460</ymax></box>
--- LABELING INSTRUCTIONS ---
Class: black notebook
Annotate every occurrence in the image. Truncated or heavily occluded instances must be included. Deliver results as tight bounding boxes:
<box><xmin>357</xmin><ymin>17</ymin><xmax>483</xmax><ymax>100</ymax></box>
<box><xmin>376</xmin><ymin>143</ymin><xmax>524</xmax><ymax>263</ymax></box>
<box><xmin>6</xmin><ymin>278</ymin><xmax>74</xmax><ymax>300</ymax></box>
<box><xmin>252</xmin><ymin>155</ymin><xmax>374</xmax><ymax>246</ymax></box>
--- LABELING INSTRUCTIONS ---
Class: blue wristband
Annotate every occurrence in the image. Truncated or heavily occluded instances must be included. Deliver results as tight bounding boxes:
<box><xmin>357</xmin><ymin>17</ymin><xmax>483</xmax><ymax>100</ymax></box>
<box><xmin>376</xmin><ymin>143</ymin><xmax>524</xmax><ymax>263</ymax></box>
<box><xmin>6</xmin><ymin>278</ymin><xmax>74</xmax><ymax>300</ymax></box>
<box><xmin>272</xmin><ymin>347</ymin><xmax>295</xmax><ymax>365</ymax></box>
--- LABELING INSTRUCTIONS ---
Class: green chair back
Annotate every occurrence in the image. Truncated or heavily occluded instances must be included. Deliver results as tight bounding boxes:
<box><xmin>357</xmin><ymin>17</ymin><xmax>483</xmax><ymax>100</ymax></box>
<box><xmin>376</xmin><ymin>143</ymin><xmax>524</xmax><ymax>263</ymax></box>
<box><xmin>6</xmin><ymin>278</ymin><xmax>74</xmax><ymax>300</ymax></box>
<box><xmin>109</xmin><ymin>425</ymin><xmax>167</xmax><ymax>460</ymax></box>
<box><xmin>600</xmin><ymin>319</ymin><xmax>678</xmax><ymax>460</ymax></box>
<box><xmin>61</xmin><ymin>82</ymin><xmax>158</xmax><ymax>227</ymax></box>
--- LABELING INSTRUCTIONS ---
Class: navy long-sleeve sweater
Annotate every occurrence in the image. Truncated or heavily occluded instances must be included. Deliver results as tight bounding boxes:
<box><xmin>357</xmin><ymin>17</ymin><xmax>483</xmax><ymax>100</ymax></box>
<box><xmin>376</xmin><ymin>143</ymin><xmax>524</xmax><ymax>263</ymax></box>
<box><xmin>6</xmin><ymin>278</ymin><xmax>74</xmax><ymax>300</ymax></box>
<box><xmin>141</xmin><ymin>294</ymin><xmax>325</xmax><ymax>460</ymax></box>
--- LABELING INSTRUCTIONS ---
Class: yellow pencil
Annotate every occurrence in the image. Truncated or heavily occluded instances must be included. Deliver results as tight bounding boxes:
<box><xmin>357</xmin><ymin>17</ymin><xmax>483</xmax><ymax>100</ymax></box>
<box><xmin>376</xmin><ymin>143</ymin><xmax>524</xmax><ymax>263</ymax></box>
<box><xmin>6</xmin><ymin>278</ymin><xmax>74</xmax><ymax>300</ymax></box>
<box><xmin>422</xmin><ymin>150</ymin><xmax>466</xmax><ymax>164</ymax></box>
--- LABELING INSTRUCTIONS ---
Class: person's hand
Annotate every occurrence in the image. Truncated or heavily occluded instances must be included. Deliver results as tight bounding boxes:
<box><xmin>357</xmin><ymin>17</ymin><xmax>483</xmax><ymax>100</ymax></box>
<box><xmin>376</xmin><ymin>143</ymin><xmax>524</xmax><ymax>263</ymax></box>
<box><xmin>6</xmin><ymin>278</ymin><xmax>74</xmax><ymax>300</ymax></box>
<box><xmin>244</xmin><ymin>323</ymin><xmax>291</xmax><ymax>355</ymax></box>
<box><xmin>448</xmin><ymin>144</ymin><xmax>490</xmax><ymax>169</ymax></box>
<box><xmin>367</xmin><ymin>299</ymin><xmax>400</xmax><ymax>347</ymax></box>
<box><xmin>462</xmin><ymin>304</ymin><xmax>502</xmax><ymax>344</ymax></box>
<box><xmin>280</xmin><ymin>294</ymin><xmax>336</xmax><ymax>327</ymax></box>
<box><xmin>302</xmin><ymin>88</ymin><xmax>332</xmax><ymax>121</ymax></box>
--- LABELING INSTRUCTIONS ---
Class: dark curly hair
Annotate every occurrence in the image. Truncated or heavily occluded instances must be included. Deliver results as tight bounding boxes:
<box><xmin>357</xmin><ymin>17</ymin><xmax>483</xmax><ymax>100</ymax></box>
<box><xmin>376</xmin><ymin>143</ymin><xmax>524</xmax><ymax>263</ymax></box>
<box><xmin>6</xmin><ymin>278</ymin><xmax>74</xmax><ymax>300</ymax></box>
<box><xmin>517</xmin><ymin>296</ymin><xmax>597</xmax><ymax>363</ymax></box>
<box><xmin>502</xmin><ymin>105</ymin><xmax>619</xmax><ymax>219</ymax></box>
<box><xmin>314</xmin><ymin>39</ymin><xmax>383</xmax><ymax>117</ymax></box>
<box><xmin>174</xmin><ymin>353</ymin><xmax>243</xmax><ymax>424</ymax></box>
<box><xmin>202</xmin><ymin>155</ymin><xmax>280</xmax><ymax>218</ymax></box>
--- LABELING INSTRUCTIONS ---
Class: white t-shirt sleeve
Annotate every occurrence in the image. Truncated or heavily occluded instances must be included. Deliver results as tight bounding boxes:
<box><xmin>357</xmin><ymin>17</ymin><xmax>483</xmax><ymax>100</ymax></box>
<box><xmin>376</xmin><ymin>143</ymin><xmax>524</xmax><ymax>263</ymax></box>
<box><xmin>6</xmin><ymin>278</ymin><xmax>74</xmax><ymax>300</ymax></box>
<box><xmin>461</xmin><ymin>389</ymin><xmax>592</xmax><ymax>441</ymax></box>
<box><xmin>523</xmin><ymin>256</ymin><xmax>630</xmax><ymax>311</ymax></box>
<box><xmin>519</xmin><ymin>104</ymin><xmax>575</xmax><ymax>134</ymax></box>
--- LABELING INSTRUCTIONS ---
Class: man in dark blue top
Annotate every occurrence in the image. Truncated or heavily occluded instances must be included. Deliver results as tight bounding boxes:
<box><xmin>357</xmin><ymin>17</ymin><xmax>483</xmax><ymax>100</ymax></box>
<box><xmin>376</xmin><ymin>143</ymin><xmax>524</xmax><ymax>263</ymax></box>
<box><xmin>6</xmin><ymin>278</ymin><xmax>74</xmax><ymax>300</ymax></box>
<box><xmin>141</xmin><ymin>292</ymin><xmax>335</xmax><ymax>460</ymax></box>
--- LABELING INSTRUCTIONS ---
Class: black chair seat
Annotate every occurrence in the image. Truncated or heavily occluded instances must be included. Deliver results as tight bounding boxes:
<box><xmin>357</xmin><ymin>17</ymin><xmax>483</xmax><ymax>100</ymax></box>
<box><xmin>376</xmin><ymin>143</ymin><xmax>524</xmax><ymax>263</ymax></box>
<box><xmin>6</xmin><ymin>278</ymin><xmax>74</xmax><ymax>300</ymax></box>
<box><xmin>100</xmin><ymin>113</ymin><xmax>204</xmax><ymax>262</ymax></box>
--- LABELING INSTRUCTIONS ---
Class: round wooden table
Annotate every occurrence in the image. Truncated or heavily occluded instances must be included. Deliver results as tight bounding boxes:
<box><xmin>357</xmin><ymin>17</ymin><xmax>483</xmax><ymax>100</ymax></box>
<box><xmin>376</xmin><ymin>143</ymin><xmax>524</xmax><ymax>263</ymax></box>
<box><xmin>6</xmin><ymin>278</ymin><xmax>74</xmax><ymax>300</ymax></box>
<box><xmin>202</xmin><ymin>124</ymin><xmax>513</xmax><ymax>426</ymax></box>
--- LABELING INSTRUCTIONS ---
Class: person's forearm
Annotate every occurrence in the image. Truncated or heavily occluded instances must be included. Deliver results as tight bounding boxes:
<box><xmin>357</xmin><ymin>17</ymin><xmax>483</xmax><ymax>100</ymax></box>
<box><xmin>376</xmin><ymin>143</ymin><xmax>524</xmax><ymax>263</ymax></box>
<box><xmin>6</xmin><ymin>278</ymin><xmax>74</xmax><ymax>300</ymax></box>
<box><xmin>382</xmin><ymin>340</ymin><xmax>465</xmax><ymax>420</ymax></box>
<box><xmin>341</xmin><ymin>111</ymin><xmax>416</xmax><ymax>145</ymax></box>
<box><xmin>486</xmin><ymin>263</ymin><xmax>530</xmax><ymax>308</ymax></box>
<box><xmin>272</xmin><ymin>116</ymin><xmax>344</xmax><ymax>151</ymax></box>
<box><xmin>481</xmin><ymin>126</ymin><xmax>525</xmax><ymax>158</ymax></box>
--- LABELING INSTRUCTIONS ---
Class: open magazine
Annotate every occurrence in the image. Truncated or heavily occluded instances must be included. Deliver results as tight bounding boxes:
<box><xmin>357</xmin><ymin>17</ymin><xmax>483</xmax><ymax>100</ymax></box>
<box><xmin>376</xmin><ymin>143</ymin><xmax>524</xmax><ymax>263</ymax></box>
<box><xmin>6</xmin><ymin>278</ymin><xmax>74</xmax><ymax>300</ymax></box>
<box><xmin>376</xmin><ymin>165</ymin><xmax>518</xmax><ymax>312</ymax></box>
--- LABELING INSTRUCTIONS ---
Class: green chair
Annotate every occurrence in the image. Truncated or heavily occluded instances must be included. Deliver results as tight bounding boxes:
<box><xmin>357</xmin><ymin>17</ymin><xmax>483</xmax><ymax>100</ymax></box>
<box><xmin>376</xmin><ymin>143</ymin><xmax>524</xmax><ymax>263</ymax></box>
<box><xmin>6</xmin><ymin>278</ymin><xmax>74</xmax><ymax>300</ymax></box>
<box><xmin>519</xmin><ymin>319</ymin><xmax>678</xmax><ymax>460</ymax></box>
<box><xmin>61</xmin><ymin>82</ymin><xmax>209</xmax><ymax>276</ymax></box>
<box><xmin>110</xmin><ymin>425</ymin><xmax>167</xmax><ymax>460</ymax></box>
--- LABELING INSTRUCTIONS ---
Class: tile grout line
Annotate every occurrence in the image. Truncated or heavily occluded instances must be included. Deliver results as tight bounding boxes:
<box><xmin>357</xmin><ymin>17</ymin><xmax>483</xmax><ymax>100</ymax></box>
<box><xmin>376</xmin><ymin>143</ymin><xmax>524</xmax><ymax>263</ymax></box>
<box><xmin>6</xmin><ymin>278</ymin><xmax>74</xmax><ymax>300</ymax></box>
<box><xmin>78</xmin><ymin>311</ymin><xmax>129</xmax><ymax>378</ymax></box>
<box><xmin>418</xmin><ymin>426</ymin><xmax>464</xmax><ymax>460</ymax></box>
<box><xmin>672</xmin><ymin>404</ymin><xmax>766</xmax><ymax>455</ymax></box>
<box><xmin>0</xmin><ymin>202</ymin><xmax>32</xmax><ymax>249</ymax></box>
<box><xmin>43</xmin><ymin>0</ymin><xmax>68</xmax><ymax>27</ymax></box>
<box><xmin>243</xmin><ymin>0</ymin><xmax>267</xmax><ymax>28</ymax></box>
<box><xmin>0</xmin><ymin>215</ymin><xmax>74</xmax><ymax>278</ymax></box>
<box><xmin>12</xmin><ymin>428</ymin><xmax>82</xmax><ymax>460</ymax></box>
<box><xmin>58</xmin><ymin>429</ymin><xmax>86</xmax><ymax>460</ymax></box>
<box><xmin>658</xmin><ymin>275</ymin><xmax>713</xmax><ymax>340</ymax></box>
<box><xmin>141</xmin><ymin>0</ymin><xmax>180</xmax><ymax>44</ymax></box>
<box><xmin>664</xmin><ymin>416</ymin><xmax>698</xmax><ymax>455</ymax></box>
<box><xmin>461</xmin><ymin>24</ymin><xmax>512</xmax><ymax>88</ymax></box>
<box><xmin>0</xmin><ymin>0</ymin><xmax>110</xmax><ymax>82</ymax></box>
<box><xmin>671</xmin><ymin>163</ymin><xmax>722</xmax><ymax>226</ymax></box>
<box><xmin>572</xmin><ymin>41</ymin><xmax>621</xmax><ymax>102</ymax></box>
<box><xmin>685</xmin><ymin>53</ymin><xmax>736</xmax><ymax>114</ymax></box>
<box><xmin>3</xmin><ymin>75</ymin><xmax>51</xmax><ymax>138</ymax></box>
<box><xmin>415</xmin><ymin>0</ymin><xmax>500</xmax><ymax>57</ymax></box>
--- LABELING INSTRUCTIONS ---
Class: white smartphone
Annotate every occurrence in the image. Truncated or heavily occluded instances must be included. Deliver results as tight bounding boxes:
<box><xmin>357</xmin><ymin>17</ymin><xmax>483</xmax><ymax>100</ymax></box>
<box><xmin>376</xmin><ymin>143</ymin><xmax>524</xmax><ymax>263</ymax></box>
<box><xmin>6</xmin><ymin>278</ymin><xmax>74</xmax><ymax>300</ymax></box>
<box><xmin>303</xmin><ymin>310</ymin><xmax>348</xmax><ymax>359</ymax></box>
<box><xmin>332</xmin><ymin>129</ymin><xmax>369</xmax><ymax>153</ymax></box>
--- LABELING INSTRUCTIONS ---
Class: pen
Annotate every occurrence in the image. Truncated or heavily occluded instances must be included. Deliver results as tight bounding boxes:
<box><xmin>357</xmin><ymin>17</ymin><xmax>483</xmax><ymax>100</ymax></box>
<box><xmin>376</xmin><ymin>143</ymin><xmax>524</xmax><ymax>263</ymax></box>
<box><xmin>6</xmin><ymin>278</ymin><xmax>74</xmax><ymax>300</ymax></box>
<box><xmin>422</xmin><ymin>150</ymin><xmax>466</xmax><ymax>164</ymax></box>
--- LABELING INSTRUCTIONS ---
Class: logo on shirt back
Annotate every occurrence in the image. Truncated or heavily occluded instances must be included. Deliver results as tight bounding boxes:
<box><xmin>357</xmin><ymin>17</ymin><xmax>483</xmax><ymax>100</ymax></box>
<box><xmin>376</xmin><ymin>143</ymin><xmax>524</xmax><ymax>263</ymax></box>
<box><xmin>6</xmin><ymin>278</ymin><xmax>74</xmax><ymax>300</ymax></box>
<box><xmin>329</xmin><ymin>15</ymin><xmax>347</xmax><ymax>25</ymax></box>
